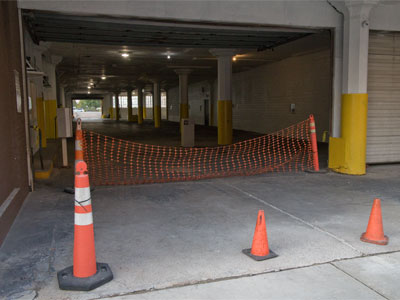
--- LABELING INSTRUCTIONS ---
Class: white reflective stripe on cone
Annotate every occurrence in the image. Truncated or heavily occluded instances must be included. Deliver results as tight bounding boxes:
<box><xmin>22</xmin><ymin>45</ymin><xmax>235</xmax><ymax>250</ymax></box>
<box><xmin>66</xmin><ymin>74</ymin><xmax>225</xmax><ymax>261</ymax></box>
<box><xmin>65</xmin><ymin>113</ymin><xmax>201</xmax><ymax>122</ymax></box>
<box><xmin>75</xmin><ymin>212</ymin><xmax>93</xmax><ymax>226</ymax></box>
<box><xmin>75</xmin><ymin>140</ymin><xmax>82</xmax><ymax>150</ymax></box>
<box><xmin>75</xmin><ymin>187</ymin><xmax>91</xmax><ymax>205</ymax></box>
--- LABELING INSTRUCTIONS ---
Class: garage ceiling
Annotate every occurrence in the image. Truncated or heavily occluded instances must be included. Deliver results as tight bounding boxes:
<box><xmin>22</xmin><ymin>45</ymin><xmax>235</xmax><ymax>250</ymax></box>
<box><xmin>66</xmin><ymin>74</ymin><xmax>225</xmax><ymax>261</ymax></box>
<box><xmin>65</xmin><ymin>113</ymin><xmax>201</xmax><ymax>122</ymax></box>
<box><xmin>23</xmin><ymin>11</ymin><xmax>313</xmax><ymax>50</ymax></box>
<box><xmin>22</xmin><ymin>10</ymin><xmax>329</xmax><ymax>95</ymax></box>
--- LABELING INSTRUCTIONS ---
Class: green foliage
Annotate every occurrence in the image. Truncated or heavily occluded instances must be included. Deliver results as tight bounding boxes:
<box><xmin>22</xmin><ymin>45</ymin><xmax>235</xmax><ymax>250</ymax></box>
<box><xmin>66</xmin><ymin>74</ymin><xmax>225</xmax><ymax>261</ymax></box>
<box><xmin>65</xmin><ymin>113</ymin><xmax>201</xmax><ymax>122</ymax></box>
<box><xmin>73</xmin><ymin>100</ymin><xmax>102</xmax><ymax>111</ymax></box>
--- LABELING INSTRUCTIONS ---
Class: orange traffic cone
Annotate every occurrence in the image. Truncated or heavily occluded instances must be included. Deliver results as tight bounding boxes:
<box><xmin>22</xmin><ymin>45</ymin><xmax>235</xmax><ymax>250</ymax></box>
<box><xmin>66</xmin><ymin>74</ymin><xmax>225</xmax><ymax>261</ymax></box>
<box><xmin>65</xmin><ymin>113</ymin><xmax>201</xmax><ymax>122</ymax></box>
<box><xmin>75</xmin><ymin>118</ymin><xmax>84</xmax><ymax>167</ymax></box>
<box><xmin>243</xmin><ymin>210</ymin><xmax>278</xmax><ymax>261</ymax></box>
<box><xmin>64</xmin><ymin>118</ymin><xmax>84</xmax><ymax>195</ymax></box>
<box><xmin>360</xmin><ymin>198</ymin><xmax>388</xmax><ymax>245</ymax></box>
<box><xmin>58</xmin><ymin>161</ymin><xmax>113</xmax><ymax>291</ymax></box>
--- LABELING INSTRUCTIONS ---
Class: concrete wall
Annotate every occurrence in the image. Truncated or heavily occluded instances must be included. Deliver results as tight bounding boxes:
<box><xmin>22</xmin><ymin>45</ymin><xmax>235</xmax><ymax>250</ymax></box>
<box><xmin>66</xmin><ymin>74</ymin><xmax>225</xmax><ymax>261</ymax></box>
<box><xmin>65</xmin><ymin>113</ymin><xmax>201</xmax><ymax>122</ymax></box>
<box><xmin>0</xmin><ymin>1</ymin><xmax>29</xmax><ymax>245</ymax></box>
<box><xmin>231</xmin><ymin>49</ymin><xmax>331</xmax><ymax>140</ymax></box>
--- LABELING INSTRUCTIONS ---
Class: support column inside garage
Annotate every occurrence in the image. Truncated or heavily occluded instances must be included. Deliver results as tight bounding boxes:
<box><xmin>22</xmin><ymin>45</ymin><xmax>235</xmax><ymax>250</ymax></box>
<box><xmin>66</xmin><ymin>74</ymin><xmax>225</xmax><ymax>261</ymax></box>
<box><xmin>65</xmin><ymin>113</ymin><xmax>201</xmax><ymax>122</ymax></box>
<box><xmin>137</xmin><ymin>85</ymin><xmax>144</xmax><ymax>124</ymax></box>
<box><xmin>211</xmin><ymin>49</ymin><xmax>235</xmax><ymax>145</ymax></box>
<box><xmin>127</xmin><ymin>88</ymin><xmax>133</xmax><ymax>122</ymax></box>
<box><xmin>153</xmin><ymin>81</ymin><xmax>161</xmax><ymax>128</ymax></box>
<box><xmin>175</xmin><ymin>69</ymin><xmax>191</xmax><ymax>124</ymax></box>
<box><xmin>329</xmin><ymin>1</ymin><xmax>376</xmax><ymax>175</ymax></box>
<box><xmin>115</xmin><ymin>91</ymin><xmax>120</xmax><ymax>121</ymax></box>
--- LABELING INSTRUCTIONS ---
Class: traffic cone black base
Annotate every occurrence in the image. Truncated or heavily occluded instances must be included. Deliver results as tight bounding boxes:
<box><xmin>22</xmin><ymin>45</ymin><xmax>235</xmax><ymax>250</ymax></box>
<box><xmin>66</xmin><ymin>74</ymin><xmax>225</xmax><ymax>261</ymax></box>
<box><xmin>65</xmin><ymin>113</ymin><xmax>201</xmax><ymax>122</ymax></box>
<box><xmin>242</xmin><ymin>248</ymin><xmax>278</xmax><ymax>261</ymax></box>
<box><xmin>57</xmin><ymin>262</ymin><xmax>113</xmax><ymax>291</ymax></box>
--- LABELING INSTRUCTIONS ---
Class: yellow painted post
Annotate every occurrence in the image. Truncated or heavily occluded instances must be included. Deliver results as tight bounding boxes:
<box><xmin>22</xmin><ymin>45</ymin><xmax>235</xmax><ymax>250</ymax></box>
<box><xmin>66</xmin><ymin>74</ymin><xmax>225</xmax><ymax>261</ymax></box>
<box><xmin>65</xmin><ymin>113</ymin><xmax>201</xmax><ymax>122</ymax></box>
<box><xmin>210</xmin><ymin>101</ymin><xmax>214</xmax><ymax>126</ymax></box>
<box><xmin>329</xmin><ymin>93</ymin><xmax>368</xmax><ymax>175</ymax></box>
<box><xmin>45</xmin><ymin>100</ymin><xmax>57</xmax><ymax>139</ymax></box>
<box><xmin>138</xmin><ymin>107</ymin><xmax>143</xmax><ymax>124</ymax></box>
<box><xmin>180</xmin><ymin>103</ymin><xmax>189</xmax><ymax>120</ymax></box>
<box><xmin>36</xmin><ymin>97</ymin><xmax>47</xmax><ymax>148</ymax></box>
<box><xmin>179</xmin><ymin>103</ymin><xmax>189</xmax><ymax>132</ymax></box>
<box><xmin>143</xmin><ymin>98</ymin><xmax>147</xmax><ymax>119</ymax></box>
<box><xmin>154</xmin><ymin>105</ymin><xmax>161</xmax><ymax>128</ymax></box>
<box><xmin>218</xmin><ymin>100</ymin><xmax>232</xmax><ymax>145</ymax></box>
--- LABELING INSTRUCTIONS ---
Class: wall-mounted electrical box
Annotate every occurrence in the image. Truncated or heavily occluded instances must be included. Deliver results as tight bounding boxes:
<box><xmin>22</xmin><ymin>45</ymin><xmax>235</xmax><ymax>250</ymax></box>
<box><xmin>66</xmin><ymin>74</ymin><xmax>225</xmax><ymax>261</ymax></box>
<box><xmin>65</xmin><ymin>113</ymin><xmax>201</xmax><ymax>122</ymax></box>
<box><xmin>57</xmin><ymin>108</ymin><xmax>73</xmax><ymax>138</ymax></box>
<box><xmin>290</xmin><ymin>103</ymin><xmax>296</xmax><ymax>113</ymax></box>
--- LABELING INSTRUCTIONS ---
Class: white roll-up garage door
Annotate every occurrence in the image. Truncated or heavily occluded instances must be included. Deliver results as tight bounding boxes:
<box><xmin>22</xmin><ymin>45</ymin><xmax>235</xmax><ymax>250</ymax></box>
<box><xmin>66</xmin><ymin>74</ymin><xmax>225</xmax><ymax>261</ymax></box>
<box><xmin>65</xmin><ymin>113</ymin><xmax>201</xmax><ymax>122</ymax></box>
<box><xmin>367</xmin><ymin>31</ymin><xmax>400</xmax><ymax>164</ymax></box>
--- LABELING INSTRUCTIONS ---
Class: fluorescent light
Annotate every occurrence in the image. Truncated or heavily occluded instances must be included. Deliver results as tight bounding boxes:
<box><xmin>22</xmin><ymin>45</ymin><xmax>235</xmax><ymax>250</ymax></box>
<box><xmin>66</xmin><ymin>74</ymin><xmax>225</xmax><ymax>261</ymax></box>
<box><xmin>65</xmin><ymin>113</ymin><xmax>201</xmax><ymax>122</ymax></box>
<box><xmin>101</xmin><ymin>75</ymin><xmax>106</xmax><ymax>80</ymax></box>
<box><xmin>121</xmin><ymin>53</ymin><xmax>129</xmax><ymax>58</ymax></box>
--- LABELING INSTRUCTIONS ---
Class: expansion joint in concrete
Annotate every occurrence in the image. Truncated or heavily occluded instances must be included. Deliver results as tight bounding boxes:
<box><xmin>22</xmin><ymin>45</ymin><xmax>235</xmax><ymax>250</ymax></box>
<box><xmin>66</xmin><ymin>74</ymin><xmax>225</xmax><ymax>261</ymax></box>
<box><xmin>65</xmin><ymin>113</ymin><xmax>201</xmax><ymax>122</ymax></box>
<box><xmin>330</xmin><ymin>262</ymin><xmax>390</xmax><ymax>300</ymax></box>
<box><xmin>222</xmin><ymin>182</ymin><xmax>363</xmax><ymax>256</ymax></box>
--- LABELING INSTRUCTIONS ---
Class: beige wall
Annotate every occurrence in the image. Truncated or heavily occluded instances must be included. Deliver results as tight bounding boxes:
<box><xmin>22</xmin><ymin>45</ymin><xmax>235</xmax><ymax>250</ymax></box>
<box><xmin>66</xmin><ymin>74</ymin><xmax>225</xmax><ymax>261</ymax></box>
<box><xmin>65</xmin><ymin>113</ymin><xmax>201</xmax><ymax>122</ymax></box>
<box><xmin>232</xmin><ymin>49</ymin><xmax>331</xmax><ymax>140</ymax></box>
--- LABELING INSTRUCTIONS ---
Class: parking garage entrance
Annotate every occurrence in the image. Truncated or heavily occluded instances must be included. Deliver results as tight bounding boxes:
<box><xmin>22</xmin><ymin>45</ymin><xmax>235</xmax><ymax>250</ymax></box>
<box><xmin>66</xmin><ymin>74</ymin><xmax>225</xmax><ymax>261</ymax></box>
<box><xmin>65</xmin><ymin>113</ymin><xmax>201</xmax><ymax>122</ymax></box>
<box><xmin>72</xmin><ymin>99</ymin><xmax>102</xmax><ymax>120</ymax></box>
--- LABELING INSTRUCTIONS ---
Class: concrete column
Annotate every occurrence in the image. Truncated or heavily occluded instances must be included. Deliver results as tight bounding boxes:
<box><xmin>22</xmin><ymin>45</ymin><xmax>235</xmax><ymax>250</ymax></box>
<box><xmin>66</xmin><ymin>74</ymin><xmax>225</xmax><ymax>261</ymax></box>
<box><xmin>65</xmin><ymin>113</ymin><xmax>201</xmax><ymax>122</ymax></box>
<box><xmin>331</xmin><ymin>26</ymin><xmax>343</xmax><ymax>138</ymax></box>
<box><xmin>143</xmin><ymin>92</ymin><xmax>147</xmax><ymax>119</ymax></box>
<box><xmin>329</xmin><ymin>1</ymin><xmax>377</xmax><ymax>175</ymax></box>
<box><xmin>210</xmin><ymin>49</ymin><xmax>235</xmax><ymax>145</ymax></box>
<box><xmin>137</xmin><ymin>85</ymin><xmax>144</xmax><ymax>124</ymax></box>
<box><xmin>115</xmin><ymin>91</ymin><xmax>120</xmax><ymax>121</ymax></box>
<box><xmin>174</xmin><ymin>69</ymin><xmax>192</xmax><ymax>123</ymax></box>
<box><xmin>208</xmin><ymin>79</ymin><xmax>215</xmax><ymax>127</ymax></box>
<box><xmin>43</xmin><ymin>55</ymin><xmax>62</xmax><ymax>140</ymax></box>
<box><xmin>127</xmin><ymin>88</ymin><xmax>133</xmax><ymax>122</ymax></box>
<box><xmin>153</xmin><ymin>81</ymin><xmax>161</xmax><ymax>128</ymax></box>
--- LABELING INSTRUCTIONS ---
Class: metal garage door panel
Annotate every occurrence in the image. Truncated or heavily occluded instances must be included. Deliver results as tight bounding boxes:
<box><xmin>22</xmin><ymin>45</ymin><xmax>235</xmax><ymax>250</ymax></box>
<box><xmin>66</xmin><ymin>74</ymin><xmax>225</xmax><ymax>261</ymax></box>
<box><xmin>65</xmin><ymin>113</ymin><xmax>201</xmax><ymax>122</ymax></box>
<box><xmin>367</xmin><ymin>32</ymin><xmax>400</xmax><ymax>163</ymax></box>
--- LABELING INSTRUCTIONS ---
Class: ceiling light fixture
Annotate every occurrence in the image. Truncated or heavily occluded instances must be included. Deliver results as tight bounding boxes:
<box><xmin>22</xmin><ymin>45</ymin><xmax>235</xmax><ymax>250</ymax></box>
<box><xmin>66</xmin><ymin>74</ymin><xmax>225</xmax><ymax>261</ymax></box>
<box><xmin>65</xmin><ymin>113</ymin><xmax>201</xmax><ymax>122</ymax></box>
<box><xmin>88</xmin><ymin>91</ymin><xmax>91</xmax><ymax>94</ymax></box>
<box><xmin>167</xmin><ymin>55</ymin><xmax>171</xmax><ymax>59</ymax></box>
<box><xmin>233</xmin><ymin>56</ymin><xmax>237</xmax><ymax>61</ymax></box>
<box><xmin>121</xmin><ymin>53</ymin><xmax>129</xmax><ymax>58</ymax></box>
<box><xmin>101</xmin><ymin>75</ymin><xmax>106</xmax><ymax>80</ymax></box>
<box><xmin>88</xmin><ymin>86</ymin><xmax>91</xmax><ymax>89</ymax></box>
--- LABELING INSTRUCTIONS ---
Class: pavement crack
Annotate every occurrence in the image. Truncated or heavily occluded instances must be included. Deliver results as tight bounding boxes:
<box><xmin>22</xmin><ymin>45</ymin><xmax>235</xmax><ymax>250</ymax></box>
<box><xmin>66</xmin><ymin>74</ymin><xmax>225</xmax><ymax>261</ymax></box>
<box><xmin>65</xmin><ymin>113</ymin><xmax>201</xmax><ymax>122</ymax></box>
<box><xmin>330</xmin><ymin>262</ymin><xmax>390</xmax><ymax>300</ymax></box>
<box><xmin>221</xmin><ymin>181</ymin><xmax>364</xmax><ymax>256</ymax></box>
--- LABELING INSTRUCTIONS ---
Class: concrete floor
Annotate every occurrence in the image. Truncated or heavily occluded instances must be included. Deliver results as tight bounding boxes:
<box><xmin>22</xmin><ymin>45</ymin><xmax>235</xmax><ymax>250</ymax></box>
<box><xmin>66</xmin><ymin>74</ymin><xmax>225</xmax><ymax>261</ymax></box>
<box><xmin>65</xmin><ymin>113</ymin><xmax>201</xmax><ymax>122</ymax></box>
<box><xmin>81</xmin><ymin>119</ymin><xmax>263</xmax><ymax>147</ymax></box>
<box><xmin>1</xmin><ymin>121</ymin><xmax>399</xmax><ymax>300</ymax></box>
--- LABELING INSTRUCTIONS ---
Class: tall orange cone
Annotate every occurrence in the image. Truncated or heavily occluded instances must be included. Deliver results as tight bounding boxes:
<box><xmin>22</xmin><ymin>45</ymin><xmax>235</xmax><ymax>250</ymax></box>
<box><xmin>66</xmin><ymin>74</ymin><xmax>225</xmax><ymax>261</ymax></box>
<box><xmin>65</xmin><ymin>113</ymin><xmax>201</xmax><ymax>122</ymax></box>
<box><xmin>361</xmin><ymin>198</ymin><xmax>388</xmax><ymax>245</ymax></box>
<box><xmin>58</xmin><ymin>161</ymin><xmax>113</xmax><ymax>291</ymax></box>
<box><xmin>243</xmin><ymin>210</ymin><xmax>278</xmax><ymax>261</ymax></box>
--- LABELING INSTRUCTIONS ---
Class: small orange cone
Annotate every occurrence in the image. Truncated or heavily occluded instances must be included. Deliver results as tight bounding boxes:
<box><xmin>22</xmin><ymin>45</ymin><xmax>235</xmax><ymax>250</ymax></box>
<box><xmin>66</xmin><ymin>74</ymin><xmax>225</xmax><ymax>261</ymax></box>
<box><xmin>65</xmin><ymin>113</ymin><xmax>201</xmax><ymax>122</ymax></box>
<box><xmin>243</xmin><ymin>210</ymin><xmax>278</xmax><ymax>261</ymax></box>
<box><xmin>360</xmin><ymin>198</ymin><xmax>388</xmax><ymax>245</ymax></box>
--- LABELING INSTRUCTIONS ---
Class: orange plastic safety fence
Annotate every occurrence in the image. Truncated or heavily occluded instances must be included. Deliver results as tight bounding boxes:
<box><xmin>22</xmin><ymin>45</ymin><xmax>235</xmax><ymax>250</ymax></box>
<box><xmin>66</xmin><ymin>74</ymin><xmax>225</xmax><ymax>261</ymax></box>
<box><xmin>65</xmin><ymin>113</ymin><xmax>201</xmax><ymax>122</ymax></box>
<box><xmin>82</xmin><ymin>118</ymin><xmax>313</xmax><ymax>186</ymax></box>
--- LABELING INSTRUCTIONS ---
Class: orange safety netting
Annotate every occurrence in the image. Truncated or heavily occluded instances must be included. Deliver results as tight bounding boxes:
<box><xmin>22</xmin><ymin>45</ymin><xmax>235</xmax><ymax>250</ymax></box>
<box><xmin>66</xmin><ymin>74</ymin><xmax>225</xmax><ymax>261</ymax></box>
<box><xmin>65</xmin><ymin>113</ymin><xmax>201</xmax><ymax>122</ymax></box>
<box><xmin>82</xmin><ymin>118</ymin><xmax>314</xmax><ymax>186</ymax></box>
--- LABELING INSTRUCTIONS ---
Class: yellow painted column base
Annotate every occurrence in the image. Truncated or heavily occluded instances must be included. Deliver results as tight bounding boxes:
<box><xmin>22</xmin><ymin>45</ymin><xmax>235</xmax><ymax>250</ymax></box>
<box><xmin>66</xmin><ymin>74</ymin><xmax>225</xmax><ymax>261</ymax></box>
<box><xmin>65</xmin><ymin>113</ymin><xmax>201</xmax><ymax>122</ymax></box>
<box><xmin>109</xmin><ymin>108</ymin><xmax>114</xmax><ymax>119</ymax></box>
<box><xmin>328</xmin><ymin>93</ymin><xmax>368</xmax><ymax>175</ymax></box>
<box><xmin>154</xmin><ymin>105</ymin><xmax>161</xmax><ymax>128</ymax></box>
<box><xmin>36</xmin><ymin>97</ymin><xmax>47</xmax><ymax>148</ymax></box>
<box><xmin>45</xmin><ymin>100</ymin><xmax>57</xmax><ymax>139</ymax></box>
<box><xmin>138</xmin><ymin>107</ymin><xmax>143</xmax><ymax>124</ymax></box>
<box><xmin>180</xmin><ymin>103</ymin><xmax>189</xmax><ymax>132</ymax></box>
<box><xmin>34</xmin><ymin>161</ymin><xmax>53</xmax><ymax>179</ymax></box>
<box><xmin>128</xmin><ymin>108</ymin><xmax>133</xmax><ymax>122</ymax></box>
<box><xmin>180</xmin><ymin>103</ymin><xmax>189</xmax><ymax>120</ymax></box>
<box><xmin>143</xmin><ymin>107</ymin><xmax>147</xmax><ymax>119</ymax></box>
<box><xmin>218</xmin><ymin>100</ymin><xmax>232</xmax><ymax>145</ymax></box>
<box><xmin>115</xmin><ymin>108</ymin><xmax>120</xmax><ymax>121</ymax></box>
